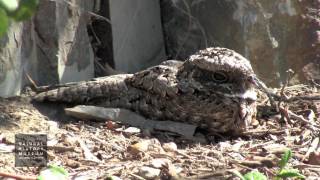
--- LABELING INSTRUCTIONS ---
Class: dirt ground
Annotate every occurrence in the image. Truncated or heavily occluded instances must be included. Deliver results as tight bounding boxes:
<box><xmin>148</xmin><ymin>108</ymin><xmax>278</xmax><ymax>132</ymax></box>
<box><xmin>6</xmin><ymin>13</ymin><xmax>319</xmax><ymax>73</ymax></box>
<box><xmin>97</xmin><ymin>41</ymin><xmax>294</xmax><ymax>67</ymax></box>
<box><xmin>0</xmin><ymin>84</ymin><xmax>320</xmax><ymax>179</ymax></box>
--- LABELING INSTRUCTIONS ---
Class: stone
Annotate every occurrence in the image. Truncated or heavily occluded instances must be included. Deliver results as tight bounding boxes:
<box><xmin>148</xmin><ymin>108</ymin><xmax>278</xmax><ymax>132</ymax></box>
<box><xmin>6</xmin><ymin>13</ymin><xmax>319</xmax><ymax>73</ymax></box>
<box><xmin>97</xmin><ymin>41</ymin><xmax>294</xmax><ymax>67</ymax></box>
<box><xmin>109</xmin><ymin>0</ymin><xmax>166</xmax><ymax>73</ymax></box>
<box><xmin>160</xmin><ymin>0</ymin><xmax>319</xmax><ymax>86</ymax></box>
<box><xmin>138</xmin><ymin>166</ymin><xmax>161</xmax><ymax>180</ymax></box>
<box><xmin>162</xmin><ymin>142</ymin><xmax>177</xmax><ymax>152</ymax></box>
<box><xmin>0</xmin><ymin>0</ymin><xmax>95</xmax><ymax>97</ymax></box>
<box><xmin>64</xmin><ymin>106</ymin><xmax>196</xmax><ymax>138</ymax></box>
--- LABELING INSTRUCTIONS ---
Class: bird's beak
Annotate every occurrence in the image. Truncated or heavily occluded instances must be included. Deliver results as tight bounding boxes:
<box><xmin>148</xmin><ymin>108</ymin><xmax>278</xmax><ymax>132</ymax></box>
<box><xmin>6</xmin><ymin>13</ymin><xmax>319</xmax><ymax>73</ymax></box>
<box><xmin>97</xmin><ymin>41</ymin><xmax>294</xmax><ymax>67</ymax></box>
<box><xmin>249</xmin><ymin>75</ymin><xmax>279</xmax><ymax>104</ymax></box>
<box><xmin>248</xmin><ymin>75</ymin><xmax>276</xmax><ymax>102</ymax></box>
<box><xmin>248</xmin><ymin>75</ymin><xmax>265</xmax><ymax>90</ymax></box>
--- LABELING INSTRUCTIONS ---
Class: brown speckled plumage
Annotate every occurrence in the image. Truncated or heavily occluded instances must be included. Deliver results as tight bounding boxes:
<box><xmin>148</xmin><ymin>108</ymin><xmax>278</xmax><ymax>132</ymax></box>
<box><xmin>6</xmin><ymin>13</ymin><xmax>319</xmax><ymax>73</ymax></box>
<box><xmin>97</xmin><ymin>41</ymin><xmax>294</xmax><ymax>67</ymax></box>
<box><xmin>34</xmin><ymin>47</ymin><xmax>258</xmax><ymax>134</ymax></box>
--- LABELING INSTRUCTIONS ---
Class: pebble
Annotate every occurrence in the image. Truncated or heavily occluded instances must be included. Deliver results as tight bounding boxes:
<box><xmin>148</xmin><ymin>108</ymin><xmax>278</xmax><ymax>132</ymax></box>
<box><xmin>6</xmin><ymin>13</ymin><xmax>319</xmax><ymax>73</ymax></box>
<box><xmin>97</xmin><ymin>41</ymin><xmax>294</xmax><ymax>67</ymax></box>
<box><xmin>162</xmin><ymin>142</ymin><xmax>177</xmax><ymax>152</ymax></box>
<box><xmin>138</xmin><ymin>166</ymin><xmax>161</xmax><ymax>180</ymax></box>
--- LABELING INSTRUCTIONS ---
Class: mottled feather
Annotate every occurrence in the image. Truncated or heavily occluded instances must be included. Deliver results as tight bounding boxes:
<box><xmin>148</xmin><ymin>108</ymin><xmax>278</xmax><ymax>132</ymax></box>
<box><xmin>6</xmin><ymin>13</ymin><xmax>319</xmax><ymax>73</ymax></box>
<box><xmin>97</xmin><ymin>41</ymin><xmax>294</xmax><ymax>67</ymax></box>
<box><xmin>34</xmin><ymin>47</ymin><xmax>258</xmax><ymax>134</ymax></box>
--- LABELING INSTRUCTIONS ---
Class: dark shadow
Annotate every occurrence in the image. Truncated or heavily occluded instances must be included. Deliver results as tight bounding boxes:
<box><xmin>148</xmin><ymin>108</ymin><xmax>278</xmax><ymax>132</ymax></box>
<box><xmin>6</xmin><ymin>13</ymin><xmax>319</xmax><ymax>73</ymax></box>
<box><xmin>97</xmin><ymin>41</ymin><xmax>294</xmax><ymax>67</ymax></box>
<box><xmin>31</xmin><ymin>101</ymin><xmax>77</xmax><ymax>124</ymax></box>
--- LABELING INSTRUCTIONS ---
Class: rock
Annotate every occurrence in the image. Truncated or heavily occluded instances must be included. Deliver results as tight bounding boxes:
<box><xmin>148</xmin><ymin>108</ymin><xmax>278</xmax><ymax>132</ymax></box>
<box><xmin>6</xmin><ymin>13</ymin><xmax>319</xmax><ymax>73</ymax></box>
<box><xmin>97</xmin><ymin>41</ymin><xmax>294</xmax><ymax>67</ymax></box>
<box><xmin>160</xmin><ymin>0</ymin><xmax>318</xmax><ymax>86</ymax></box>
<box><xmin>191</xmin><ymin>133</ymin><xmax>208</xmax><ymax>144</ymax></box>
<box><xmin>105</xmin><ymin>175</ymin><xmax>122</xmax><ymax>180</ymax></box>
<box><xmin>66</xmin><ymin>159</ymin><xmax>80</xmax><ymax>168</ymax></box>
<box><xmin>0</xmin><ymin>0</ymin><xmax>95</xmax><ymax>97</ymax></box>
<box><xmin>47</xmin><ymin>120</ymin><xmax>60</xmax><ymax>139</ymax></box>
<box><xmin>128</xmin><ymin>139</ymin><xmax>164</xmax><ymax>155</ymax></box>
<box><xmin>151</xmin><ymin>158</ymin><xmax>171</xmax><ymax>168</ymax></box>
<box><xmin>65</xmin><ymin>106</ymin><xmax>196</xmax><ymax>138</ymax></box>
<box><xmin>127</xmin><ymin>141</ymin><xmax>150</xmax><ymax>155</ymax></box>
<box><xmin>47</xmin><ymin>139</ymin><xmax>58</xmax><ymax>146</ymax></box>
<box><xmin>0</xmin><ymin>143</ymin><xmax>14</xmax><ymax>152</ymax></box>
<box><xmin>162</xmin><ymin>142</ymin><xmax>177</xmax><ymax>152</ymax></box>
<box><xmin>150</xmin><ymin>159</ymin><xmax>182</xmax><ymax>179</ymax></box>
<box><xmin>123</xmin><ymin>127</ymin><xmax>141</xmax><ymax>135</ymax></box>
<box><xmin>138</xmin><ymin>166</ymin><xmax>161</xmax><ymax>180</ymax></box>
<box><xmin>110</xmin><ymin>0</ymin><xmax>166</xmax><ymax>73</ymax></box>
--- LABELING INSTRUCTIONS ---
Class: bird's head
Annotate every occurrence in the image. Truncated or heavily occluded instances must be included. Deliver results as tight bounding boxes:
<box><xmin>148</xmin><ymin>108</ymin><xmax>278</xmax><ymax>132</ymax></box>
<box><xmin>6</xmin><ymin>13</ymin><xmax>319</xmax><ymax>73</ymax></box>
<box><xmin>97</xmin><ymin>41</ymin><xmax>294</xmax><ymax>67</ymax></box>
<box><xmin>178</xmin><ymin>47</ymin><xmax>259</xmax><ymax>133</ymax></box>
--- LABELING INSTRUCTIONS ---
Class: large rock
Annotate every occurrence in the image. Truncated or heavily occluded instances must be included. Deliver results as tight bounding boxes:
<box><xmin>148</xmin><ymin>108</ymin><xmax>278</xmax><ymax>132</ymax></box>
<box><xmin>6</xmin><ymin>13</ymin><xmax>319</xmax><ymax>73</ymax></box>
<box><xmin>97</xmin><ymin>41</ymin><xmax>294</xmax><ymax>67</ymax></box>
<box><xmin>0</xmin><ymin>0</ymin><xmax>95</xmax><ymax>97</ymax></box>
<box><xmin>110</xmin><ymin>0</ymin><xmax>166</xmax><ymax>73</ymax></box>
<box><xmin>0</xmin><ymin>23</ymin><xmax>24</xmax><ymax>97</ymax></box>
<box><xmin>0</xmin><ymin>0</ymin><xmax>317</xmax><ymax>97</ymax></box>
<box><xmin>55</xmin><ymin>0</ymin><xmax>94</xmax><ymax>84</ymax></box>
<box><xmin>160</xmin><ymin>0</ymin><xmax>319</xmax><ymax>86</ymax></box>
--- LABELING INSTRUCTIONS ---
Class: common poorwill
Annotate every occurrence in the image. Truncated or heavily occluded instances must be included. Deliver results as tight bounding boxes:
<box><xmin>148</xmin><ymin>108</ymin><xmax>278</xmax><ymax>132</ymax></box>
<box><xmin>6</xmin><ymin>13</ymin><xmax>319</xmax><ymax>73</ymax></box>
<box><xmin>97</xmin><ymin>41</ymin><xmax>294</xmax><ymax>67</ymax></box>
<box><xmin>34</xmin><ymin>47</ymin><xmax>258</xmax><ymax>134</ymax></box>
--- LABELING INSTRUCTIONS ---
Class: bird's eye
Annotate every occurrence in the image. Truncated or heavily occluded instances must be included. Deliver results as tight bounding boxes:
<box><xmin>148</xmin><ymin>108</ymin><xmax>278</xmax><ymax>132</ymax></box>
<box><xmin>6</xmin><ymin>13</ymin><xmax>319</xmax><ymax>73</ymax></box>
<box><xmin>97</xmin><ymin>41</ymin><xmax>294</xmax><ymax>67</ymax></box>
<box><xmin>212</xmin><ymin>71</ymin><xmax>228</xmax><ymax>83</ymax></box>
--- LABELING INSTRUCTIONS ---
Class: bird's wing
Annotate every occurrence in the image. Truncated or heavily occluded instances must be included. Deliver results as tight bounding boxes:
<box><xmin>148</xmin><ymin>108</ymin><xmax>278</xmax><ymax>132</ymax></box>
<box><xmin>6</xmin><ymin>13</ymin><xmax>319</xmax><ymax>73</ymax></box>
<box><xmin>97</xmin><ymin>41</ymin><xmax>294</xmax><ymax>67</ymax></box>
<box><xmin>33</xmin><ymin>60</ymin><xmax>183</xmax><ymax>103</ymax></box>
<box><xmin>127</xmin><ymin>62</ymin><xmax>182</xmax><ymax>98</ymax></box>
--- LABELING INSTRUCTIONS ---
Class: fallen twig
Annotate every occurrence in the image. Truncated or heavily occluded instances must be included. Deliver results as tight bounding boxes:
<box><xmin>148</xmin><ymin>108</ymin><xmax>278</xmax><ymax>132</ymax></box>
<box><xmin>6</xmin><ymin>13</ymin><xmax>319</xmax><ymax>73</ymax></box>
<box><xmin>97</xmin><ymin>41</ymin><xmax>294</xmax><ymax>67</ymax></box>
<box><xmin>283</xmin><ymin>95</ymin><xmax>320</xmax><ymax>102</ymax></box>
<box><xmin>278</xmin><ymin>69</ymin><xmax>294</xmax><ymax>107</ymax></box>
<box><xmin>242</xmin><ymin>128</ymin><xmax>301</xmax><ymax>137</ymax></box>
<box><xmin>302</xmin><ymin>137</ymin><xmax>319</xmax><ymax>161</ymax></box>
<box><xmin>255</xmin><ymin>76</ymin><xmax>320</xmax><ymax>103</ymax></box>
<box><xmin>294</xmin><ymin>163</ymin><xmax>320</xmax><ymax>169</ymax></box>
<box><xmin>48</xmin><ymin>145</ymin><xmax>75</xmax><ymax>152</ymax></box>
<box><xmin>185</xmin><ymin>170</ymin><xmax>230</xmax><ymax>179</ymax></box>
<box><xmin>129</xmin><ymin>173</ymin><xmax>146</xmax><ymax>180</ymax></box>
<box><xmin>25</xmin><ymin>72</ymin><xmax>38</xmax><ymax>89</ymax></box>
<box><xmin>77</xmin><ymin>138</ymin><xmax>101</xmax><ymax>163</ymax></box>
<box><xmin>230</xmin><ymin>158</ymin><xmax>276</xmax><ymax>168</ymax></box>
<box><xmin>0</xmin><ymin>172</ymin><xmax>36</xmax><ymax>180</ymax></box>
<box><xmin>260</xmin><ymin>90</ymin><xmax>320</xmax><ymax>102</ymax></box>
<box><xmin>279</xmin><ymin>107</ymin><xmax>320</xmax><ymax>129</ymax></box>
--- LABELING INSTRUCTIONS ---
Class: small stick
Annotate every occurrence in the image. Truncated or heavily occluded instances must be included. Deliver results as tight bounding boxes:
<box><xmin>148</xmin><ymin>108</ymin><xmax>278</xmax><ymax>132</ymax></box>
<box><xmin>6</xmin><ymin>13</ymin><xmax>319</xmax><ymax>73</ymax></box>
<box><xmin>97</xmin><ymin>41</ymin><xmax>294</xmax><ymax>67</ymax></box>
<box><xmin>280</xmin><ymin>107</ymin><xmax>320</xmax><ymax>129</ymax></box>
<box><xmin>25</xmin><ymin>72</ymin><xmax>39</xmax><ymax>89</ymax></box>
<box><xmin>253</xmin><ymin>76</ymin><xmax>276</xmax><ymax>106</ymax></box>
<box><xmin>277</xmin><ymin>70</ymin><xmax>294</xmax><ymax>113</ymax></box>
<box><xmin>255</xmin><ymin>74</ymin><xmax>320</xmax><ymax>103</ymax></box>
<box><xmin>129</xmin><ymin>173</ymin><xmax>146</xmax><ymax>180</ymax></box>
<box><xmin>0</xmin><ymin>172</ymin><xmax>36</xmax><ymax>180</ymax></box>
<box><xmin>242</xmin><ymin>128</ymin><xmax>301</xmax><ymax>137</ymax></box>
<box><xmin>185</xmin><ymin>170</ymin><xmax>229</xmax><ymax>179</ymax></box>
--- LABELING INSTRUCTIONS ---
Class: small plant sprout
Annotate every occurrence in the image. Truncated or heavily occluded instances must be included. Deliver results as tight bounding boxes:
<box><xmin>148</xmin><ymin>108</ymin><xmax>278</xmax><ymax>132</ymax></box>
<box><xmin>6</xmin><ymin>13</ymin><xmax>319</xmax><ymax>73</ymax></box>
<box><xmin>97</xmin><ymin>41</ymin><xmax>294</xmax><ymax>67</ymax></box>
<box><xmin>233</xmin><ymin>149</ymin><xmax>305</xmax><ymax>180</ymax></box>
<box><xmin>275</xmin><ymin>149</ymin><xmax>305</xmax><ymax>180</ymax></box>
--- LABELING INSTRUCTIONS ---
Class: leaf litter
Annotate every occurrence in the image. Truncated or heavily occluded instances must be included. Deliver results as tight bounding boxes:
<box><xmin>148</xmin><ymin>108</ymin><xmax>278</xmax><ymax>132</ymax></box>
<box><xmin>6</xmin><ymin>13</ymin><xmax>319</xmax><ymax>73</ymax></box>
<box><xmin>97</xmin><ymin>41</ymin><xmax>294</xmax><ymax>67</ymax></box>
<box><xmin>0</xmin><ymin>84</ymin><xmax>319</xmax><ymax>179</ymax></box>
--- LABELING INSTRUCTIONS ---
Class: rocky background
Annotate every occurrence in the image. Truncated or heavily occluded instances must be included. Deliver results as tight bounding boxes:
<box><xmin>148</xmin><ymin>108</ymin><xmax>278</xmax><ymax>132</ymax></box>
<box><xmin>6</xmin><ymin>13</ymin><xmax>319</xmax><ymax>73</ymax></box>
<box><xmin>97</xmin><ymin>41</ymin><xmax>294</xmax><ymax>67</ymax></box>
<box><xmin>161</xmin><ymin>0</ymin><xmax>320</xmax><ymax>86</ymax></box>
<box><xmin>0</xmin><ymin>0</ymin><xmax>319</xmax><ymax>97</ymax></box>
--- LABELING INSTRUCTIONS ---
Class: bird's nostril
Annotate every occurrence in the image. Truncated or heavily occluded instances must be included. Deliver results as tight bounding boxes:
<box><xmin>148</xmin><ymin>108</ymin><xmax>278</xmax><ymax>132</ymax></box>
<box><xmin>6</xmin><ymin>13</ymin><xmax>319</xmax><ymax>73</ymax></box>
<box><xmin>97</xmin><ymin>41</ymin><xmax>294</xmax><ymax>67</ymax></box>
<box><xmin>248</xmin><ymin>75</ymin><xmax>254</xmax><ymax>83</ymax></box>
<box><xmin>248</xmin><ymin>75</ymin><xmax>259</xmax><ymax>87</ymax></box>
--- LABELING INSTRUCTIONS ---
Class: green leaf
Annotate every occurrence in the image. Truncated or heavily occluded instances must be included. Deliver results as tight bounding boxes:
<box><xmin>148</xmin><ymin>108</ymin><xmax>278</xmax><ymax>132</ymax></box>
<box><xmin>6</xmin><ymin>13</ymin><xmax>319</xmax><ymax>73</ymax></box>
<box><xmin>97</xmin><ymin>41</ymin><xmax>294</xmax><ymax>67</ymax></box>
<box><xmin>0</xmin><ymin>8</ymin><xmax>8</xmax><ymax>37</ymax></box>
<box><xmin>277</xmin><ymin>169</ymin><xmax>306</xmax><ymax>179</ymax></box>
<box><xmin>37</xmin><ymin>165</ymin><xmax>68</xmax><ymax>180</ymax></box>
<box><xmin>279</xmin><ymin>149</ymin><xmax>292</xmax><ymax>170</ymax></box>
<box><xmin>231</xmin><ymin>170</ymin><xmax>246</xmax><ymax>180</ymax></box>
<box><xmin>10</xmin><ymin>0</ymin><xmax>39</xmax><ymax>21</ymax></box>
<box><xmin>243</xmin><ymin>171</ymin><xmax>268</xmax><ymax>180</ymax></box>
<box><xmin>0</xmin><ymin>0</ymin><xmax>19</xmax><ymax>12</ymax></box>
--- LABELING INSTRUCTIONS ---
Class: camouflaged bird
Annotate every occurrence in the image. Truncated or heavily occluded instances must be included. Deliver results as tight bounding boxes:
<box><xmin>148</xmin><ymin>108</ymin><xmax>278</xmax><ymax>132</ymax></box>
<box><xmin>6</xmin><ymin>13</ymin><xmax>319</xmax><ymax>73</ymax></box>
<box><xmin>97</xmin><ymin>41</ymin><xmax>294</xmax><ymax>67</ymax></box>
<box><xmin>34</xmin><ymin>47</ymin><xmax>259</xmax><ymax>134</ymax></box>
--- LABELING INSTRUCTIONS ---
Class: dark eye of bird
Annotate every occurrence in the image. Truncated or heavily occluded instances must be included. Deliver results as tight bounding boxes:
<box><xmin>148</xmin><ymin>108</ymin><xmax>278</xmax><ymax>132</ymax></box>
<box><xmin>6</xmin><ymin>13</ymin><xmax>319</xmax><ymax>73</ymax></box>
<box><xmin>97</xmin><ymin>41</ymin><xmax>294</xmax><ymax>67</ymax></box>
<box><xmin>212</xmin><ymin>71</ymin><xmax>228</xmax><ymax>83</ymax></box>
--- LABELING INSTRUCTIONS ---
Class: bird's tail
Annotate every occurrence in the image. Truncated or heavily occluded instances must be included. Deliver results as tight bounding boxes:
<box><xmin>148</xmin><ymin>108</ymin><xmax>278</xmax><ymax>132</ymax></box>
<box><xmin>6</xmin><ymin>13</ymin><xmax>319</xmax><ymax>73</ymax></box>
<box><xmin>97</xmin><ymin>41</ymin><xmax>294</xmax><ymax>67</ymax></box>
<box><xmin>33</xmin><ymin>75</ymin><xmax>131</xmax><ymax>103</ymax></box>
